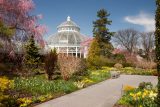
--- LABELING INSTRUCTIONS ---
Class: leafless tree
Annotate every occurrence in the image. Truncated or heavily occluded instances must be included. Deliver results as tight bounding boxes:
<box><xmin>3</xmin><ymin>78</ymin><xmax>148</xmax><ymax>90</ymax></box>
<box><xmin>140</xmin><ymin>32</ymin><xmax>155</xmax><ymax>61</ymax></box>
<box><xmin>113</xmin><ymin>29</ymin><xmax>139</xmax><ymax>54</ymax></box>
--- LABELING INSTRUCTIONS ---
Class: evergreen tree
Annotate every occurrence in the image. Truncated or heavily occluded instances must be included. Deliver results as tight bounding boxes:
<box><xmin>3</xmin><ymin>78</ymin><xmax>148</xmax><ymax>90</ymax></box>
<box><xmin>93</xmin><ymin>9</ymin><xmax>114</xmax><ymax>56</ymax></box>
<box><xmin>87</xmin><ymin>9</ymin><xmax>114</xmax><ymax>69</ymax></box>
<box><xmin>24</xmin><ymin>35</ymin><xmax>40</xmax><ymax>73</ymax></box>
<box><xmin>155</xmin><ymin>0</ymin><xmax>160</xmax><ymax>105</ymax></box>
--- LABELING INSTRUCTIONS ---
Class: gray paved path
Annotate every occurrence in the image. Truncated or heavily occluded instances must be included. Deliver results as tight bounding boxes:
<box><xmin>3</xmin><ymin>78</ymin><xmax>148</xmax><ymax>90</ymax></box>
<box><xmin>36</xmin><ymin>75</ymin><xmax>157</xmax><ymax>107</ymax></box>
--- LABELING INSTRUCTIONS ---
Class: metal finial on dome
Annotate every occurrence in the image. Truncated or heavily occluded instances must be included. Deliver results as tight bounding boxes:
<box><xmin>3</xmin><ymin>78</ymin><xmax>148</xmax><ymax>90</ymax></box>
<box><xmin>67</xmin><ymin>16</ymin><xmax>71</xmax><ymax>21</ymax></box>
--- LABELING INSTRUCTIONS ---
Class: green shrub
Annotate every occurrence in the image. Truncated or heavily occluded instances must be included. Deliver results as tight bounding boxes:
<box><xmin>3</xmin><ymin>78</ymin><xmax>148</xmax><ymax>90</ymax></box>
<box><xmin>104</xmin><ymin>62</ymin><xmax>116</xmax><ymax>67</ymax></box>
<box><xmin>138</xmin><ymin>82</ymin><xmax>153</xmax><ymax>90</ymax></box>
<box><xmin>114</xmin><ymin>53</ymin><xmax>126</xmax><ymax>63</ymax></box>
<box><xmin>1</xmin><ymin>97</ymin><xmax>19</xmax><ymax>107</ymax></box>
<box><xmin>87</xmin><ymin>39</ymin><xmax>102</xmax><ymax>69</ymax></box>
<box><xmin>122</xmin><ymin>62</ymin><xmax>133</xmax><ymax>67</ymax></box>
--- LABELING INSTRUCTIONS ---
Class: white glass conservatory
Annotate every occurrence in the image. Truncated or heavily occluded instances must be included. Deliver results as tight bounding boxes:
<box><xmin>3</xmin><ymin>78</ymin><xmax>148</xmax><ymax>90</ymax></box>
<box><xmin>47</xmin><ymin>16</ymin><xmax>88</xmax><ymax>58</ymax></box>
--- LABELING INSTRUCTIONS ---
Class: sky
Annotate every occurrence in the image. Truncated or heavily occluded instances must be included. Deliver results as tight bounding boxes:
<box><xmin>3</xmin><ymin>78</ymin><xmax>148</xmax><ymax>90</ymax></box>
<box><xmin>33</xmin><ymin>0</ymin><xmax>156</xmax><ymax>39</ymax></box>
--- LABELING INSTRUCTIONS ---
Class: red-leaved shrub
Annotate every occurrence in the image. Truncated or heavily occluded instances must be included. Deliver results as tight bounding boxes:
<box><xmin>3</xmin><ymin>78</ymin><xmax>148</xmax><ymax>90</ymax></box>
<box><xmin>45</xmin><ymin>49</ymin><xmax>58</xmax><ymax>80</ymax></box>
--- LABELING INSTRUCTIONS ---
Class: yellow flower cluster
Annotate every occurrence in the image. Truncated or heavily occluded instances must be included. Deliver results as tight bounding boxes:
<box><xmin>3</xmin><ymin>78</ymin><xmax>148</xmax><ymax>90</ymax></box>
<box><xmin>0</xmin><ymin>76</ymin><xmax>14</xmax><ymax>102</ymax></box>
<box><xmin>149</xmin><ymin>90</ymin><xmax>157</xmax><ymax>100</ymax></box>
<box><xmin>123</xmin><ymin>85</ymin><xmax>135</xmax><ymax>92</ymax></box>
<box><xmin>130</xmin><ymin>92</ymin><xmax>142</xmax><ymax>100</ymax></box>
<box><xmin>38</xmin><ymin>96</ymin><xmax>46</xmax><ymax>102</ymax></box>
<box><xmin>74</xmin><ymin>81</ymin><xmax>85</xmax><ymax>88</ymax></box>
<box><xmin>37</xmin><ymin>94</ymin><xmax>53</xmax><ymax>102</ymax></box>
<box><xmin>81</xmin><ymin>78</ymin><xmax>94</xmax><ymax>84</ymax></box>
<box><xmin>18</xmin><ymin>98</ymin><xmax>32</xmax><ymax>107</ymax></box>
<box><xmin>129</xmin><ymin>89</ymin><xmax>157</xmax><ymax>100</ymax></box>
<box><xmin>0</xmin><ymin>76</ymin><xmax>14</xmax><ymax>92</ymax></box>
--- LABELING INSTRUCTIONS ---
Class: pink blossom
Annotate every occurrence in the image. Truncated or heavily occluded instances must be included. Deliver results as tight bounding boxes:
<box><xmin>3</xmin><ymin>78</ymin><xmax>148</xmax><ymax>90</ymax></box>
<box><xmin>34</xmin><ymin>25</ymin><xmax>47</xmax><ymax>37</ymax></box>
<box><xmin>18</xmin><ymin>0</ymin><xmax>34</xmax><ymax>12</ymax></box>
<box><xmin>0</xmin><ymin>0</ymin><xmax>47</xmax><ymax>44</ymax></box>
<box><xmin>0</xmin><ymin>0</ymin><xmax>3</xmax><ymax>4</ymax></box>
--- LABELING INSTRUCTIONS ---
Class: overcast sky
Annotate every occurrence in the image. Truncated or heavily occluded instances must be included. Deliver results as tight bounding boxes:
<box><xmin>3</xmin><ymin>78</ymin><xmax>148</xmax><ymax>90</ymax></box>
<box><xmin>33</xmin><ymin>0</ymin><xmax>155</xmax><ymax>39</ymax></box>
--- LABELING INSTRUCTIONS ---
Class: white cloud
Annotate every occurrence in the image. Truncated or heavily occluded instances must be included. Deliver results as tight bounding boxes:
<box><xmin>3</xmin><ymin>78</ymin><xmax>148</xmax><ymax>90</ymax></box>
<box><xmin>124</xmin><ymin>12</ymin><xmax>155</xmax><ymax>32</ymax></box>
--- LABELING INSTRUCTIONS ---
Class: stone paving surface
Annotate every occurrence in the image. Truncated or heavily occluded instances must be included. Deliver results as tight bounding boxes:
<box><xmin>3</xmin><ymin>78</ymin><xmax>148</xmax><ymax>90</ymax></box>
<box><xmin>36</xmin><ymin>75</ymin><xmax>157</xmax><ymax>107</ymax></box>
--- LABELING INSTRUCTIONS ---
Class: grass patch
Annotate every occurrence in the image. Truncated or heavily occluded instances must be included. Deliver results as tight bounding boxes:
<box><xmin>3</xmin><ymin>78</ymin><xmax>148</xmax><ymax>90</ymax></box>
<box><xmin>14</xmin><ymin>75</ymin><xmax>78</xmax><ymax>95</ymax></box>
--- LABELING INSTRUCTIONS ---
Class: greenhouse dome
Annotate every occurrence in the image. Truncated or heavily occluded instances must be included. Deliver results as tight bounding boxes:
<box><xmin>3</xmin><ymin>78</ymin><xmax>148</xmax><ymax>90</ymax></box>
<box><xmin>47</xmin><ymin>16</ymin><xmax>88</xmax><ymax>58</ymax></box>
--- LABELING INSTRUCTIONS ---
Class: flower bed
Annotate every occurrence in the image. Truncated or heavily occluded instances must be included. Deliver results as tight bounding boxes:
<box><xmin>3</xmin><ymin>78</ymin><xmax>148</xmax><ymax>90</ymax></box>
<box><xmin>1</xmin><ymin>67</ymin><xmax>111</xmax><ymax>107</ymax></box>
<box><xmin>115</xmin><ymin>82</ymin><xmax>157</xmax><ymax>107</ymax></box>
<box><xmin>119</xmin><ymin>67</ymin><xmax>157</xmax><ymax>76</ymax></box>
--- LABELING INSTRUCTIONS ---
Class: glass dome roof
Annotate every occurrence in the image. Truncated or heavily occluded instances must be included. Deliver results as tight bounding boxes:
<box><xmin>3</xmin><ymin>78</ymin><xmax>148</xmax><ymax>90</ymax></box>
<box><xmin>48</xmin><ymin>31</ymin><xmax>87</xmax><ymax>45</ymax></box>
<box><xmin>47</xmin><ymin>16</ymin><xmax>88</xmax><ymax>46</ymax></box>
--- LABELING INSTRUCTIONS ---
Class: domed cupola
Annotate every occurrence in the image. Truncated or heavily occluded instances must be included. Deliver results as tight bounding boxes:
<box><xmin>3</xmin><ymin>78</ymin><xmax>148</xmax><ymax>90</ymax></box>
<box><xmin>57</xmin><ymin>16</ymin><xmax>80</xmax><ymax>32</ymax></box>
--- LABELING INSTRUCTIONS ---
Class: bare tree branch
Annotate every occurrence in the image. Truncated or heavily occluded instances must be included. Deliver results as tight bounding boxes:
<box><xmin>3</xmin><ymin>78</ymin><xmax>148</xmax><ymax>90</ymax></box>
<box><xmin>113</xmin><ymin>29</ymin><xmax>139</xmax><ymax>54</ymax></box>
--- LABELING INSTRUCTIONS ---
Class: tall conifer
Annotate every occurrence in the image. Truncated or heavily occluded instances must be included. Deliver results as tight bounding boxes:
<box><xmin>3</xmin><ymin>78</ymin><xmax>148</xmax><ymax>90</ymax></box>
<box><xmin>24</xmin><ymin>35</ymin><xmax>40</xmax><ymax>73</ymax></box>
<box><xmin>93</xmin><ymin>9</ymin><xmax>113</xmax><ymax>56</ymax></box>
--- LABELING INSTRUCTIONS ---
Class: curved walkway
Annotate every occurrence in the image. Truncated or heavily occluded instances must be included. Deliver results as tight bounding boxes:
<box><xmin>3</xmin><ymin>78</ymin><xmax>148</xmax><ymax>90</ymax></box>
<box><xmin>36</xmin><ymin>75</ymin><xmax>157</xmax><ymax>107</ymax></box>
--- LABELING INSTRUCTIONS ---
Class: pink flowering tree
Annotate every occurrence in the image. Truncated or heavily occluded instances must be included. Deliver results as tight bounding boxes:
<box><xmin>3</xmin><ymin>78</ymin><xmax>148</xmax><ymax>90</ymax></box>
<box><xmin>0</xmin><ymin>0</ymin><xmax>47</xmax><ymax>46</ymax></box>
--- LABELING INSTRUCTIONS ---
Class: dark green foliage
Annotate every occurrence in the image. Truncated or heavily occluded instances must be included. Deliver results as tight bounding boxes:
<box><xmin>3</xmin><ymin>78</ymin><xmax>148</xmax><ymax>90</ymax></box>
<box><xmin>122</xmin><ymin>63</ymin><xmax>133</xmax><ymax>67</ymax></box>
<box><xmin>1</xmin><ymin>97</ymin><xmax>19</xmax><ymax>107</ymax></box>
<box><xmin>155</xmin><ymin>0</ymin><xmax>160</xmax><ymax>105</ymax></box>
<box><xmin>104</xmin><ymin>62</ymin><xmax>116</xmax><ymax>67</ymax></box>
<box><xmin>93</xmin><ymin>9</ymin><xmax>114</xmax><ymax>56</ymax></box>
<box><xmin>24</xmin><ymin>35</ymin><xmax>40</xmax><ymax>74</ymax></box>
<box><xmin>93</xmin><ymin>9</ymin><xmax>113</xmax><ymax>42</ymax></box>
<box><xmin>45</xmin><ymin>49</ymin><xmax>58</xmax><ymax>80</ymax></box>
<box><xmin>138</xmin><ymin>82</ymin><xmax>153</xmax><ymax>90</ymax></box>
<box><xmin>0</xmin><ymin>21</ymin><xmax>14</xmax><ymax>40</ymax></box>
<box><xmin>113</xmin><ymin>54</ymin><xmax>126</xmax><ymax>63</ymax></box>
<box><xmin>0</xmin><ymin>21</ymin><xmax>14</xmax><ymax>52</ymax></box>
